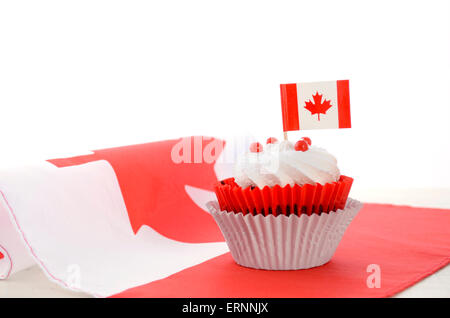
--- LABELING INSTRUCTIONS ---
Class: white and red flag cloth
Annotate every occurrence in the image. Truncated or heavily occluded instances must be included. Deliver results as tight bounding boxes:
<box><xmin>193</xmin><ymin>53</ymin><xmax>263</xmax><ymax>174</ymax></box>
<box><xmin>0</xmin><ymin>137</ymin><xmax>231</xmax><ymax>296</ymax></box>
<box><xmin>1</xmin><ymin>137</ymin><xmax>450</xmax><ymax>297</ymax></box>
<box><xmin>280</xmin><ymin>80</ymin><xmax>351</xmax><ymax>131</ymax></box>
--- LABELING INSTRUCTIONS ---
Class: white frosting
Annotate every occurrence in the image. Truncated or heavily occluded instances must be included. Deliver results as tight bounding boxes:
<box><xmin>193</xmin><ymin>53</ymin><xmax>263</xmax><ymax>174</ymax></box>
<box><xmin>234</xmin><ymin>140</ymin><xmax>340</xmax><ymax>188</ymax></box>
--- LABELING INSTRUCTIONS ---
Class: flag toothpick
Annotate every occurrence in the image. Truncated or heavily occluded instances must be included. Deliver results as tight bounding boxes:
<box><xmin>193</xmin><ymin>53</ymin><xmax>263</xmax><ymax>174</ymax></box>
<box><xmin>280</xmin><ymin>80</ymin><xmax>351</xmax><ymax>133</ymax></box>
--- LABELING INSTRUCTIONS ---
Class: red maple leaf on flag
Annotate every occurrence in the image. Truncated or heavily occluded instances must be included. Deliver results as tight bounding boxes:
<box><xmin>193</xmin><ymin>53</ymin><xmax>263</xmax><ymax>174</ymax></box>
<box><xmin>304</xmin><ymin>92</ymin><xmax>333</xmax><ymax>121</ymax></box>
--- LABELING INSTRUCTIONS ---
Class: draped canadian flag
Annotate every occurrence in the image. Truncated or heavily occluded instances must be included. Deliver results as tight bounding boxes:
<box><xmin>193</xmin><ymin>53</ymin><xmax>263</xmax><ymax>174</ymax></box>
<box><xmin>280</xmin><ymin>80</ymin><xmax>351</xmax><ymax>131</ymax></box>
<box><xmin>1</xmin><ymin>138</ymin><xmax>450</xmax><ymax>298</ymax></box>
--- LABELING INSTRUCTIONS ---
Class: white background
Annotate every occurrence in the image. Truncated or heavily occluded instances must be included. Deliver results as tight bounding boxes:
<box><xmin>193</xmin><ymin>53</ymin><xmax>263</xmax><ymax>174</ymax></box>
<box><xmin>1</xmin><ymin>0</ymin><xmax>449</xmax><ymax>190</ymax></box>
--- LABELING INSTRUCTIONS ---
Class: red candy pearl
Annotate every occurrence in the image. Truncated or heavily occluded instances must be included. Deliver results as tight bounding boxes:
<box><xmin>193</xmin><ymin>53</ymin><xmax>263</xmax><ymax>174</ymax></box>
<box><xmin>295</xmin><ymin>140</ymin><xmax>309</xmax><ymax>152</ymax></box>
<box><xmin>266</xmin><ymin>137</ymin><xmax>278</xmax><ymax>144</ymax></box>
<box><xmin>302</xmin><ymin>137</ymin><xmax>312</xmax><ymax>145</ymax></box>
<box><xmin>250</xmin><ymin>142</ymin><xmax>263</xmax><ymax>153</ymax></box>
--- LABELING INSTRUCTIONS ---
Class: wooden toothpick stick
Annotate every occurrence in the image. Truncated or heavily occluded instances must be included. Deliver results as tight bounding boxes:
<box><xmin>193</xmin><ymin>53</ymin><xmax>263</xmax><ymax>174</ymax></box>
<box><xmin>283</xmin><ymin>131</ymin><xmax>288</xmax><ymax>141</ymax></box>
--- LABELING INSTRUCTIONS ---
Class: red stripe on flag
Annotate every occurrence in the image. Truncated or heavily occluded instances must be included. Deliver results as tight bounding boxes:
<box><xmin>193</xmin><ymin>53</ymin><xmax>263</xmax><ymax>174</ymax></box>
<box><xmin>337</xmin><ymin>80</ymin><xmax>351</xmax><ymax>128</ymax></box>
<box><xmin>48</xmin><ymin>138</ymin><xmax>225</xmax><ymax>243</ymax></box>
<box><xmin>280</xmin><ymin>84</ymin><xmax>300</xmax><ymax>131</ymax></box>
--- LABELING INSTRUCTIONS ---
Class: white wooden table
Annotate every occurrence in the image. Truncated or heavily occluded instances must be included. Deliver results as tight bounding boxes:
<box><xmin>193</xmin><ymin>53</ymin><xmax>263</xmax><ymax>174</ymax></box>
<box><xmin>1</xmin><ymin>187</ymin><xmax>449</xmax><ymax>298</ymax></box>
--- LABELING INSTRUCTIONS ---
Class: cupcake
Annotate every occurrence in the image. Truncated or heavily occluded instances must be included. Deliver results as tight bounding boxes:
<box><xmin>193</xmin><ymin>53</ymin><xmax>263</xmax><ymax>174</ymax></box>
<box><xmin>210</xmin><ymin>137</ymin><xmax>362</xmax><ymax>270</ymax></box>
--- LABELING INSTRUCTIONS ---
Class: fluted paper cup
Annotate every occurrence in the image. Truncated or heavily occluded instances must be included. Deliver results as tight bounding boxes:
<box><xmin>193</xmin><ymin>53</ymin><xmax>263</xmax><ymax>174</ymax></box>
<box><xmin>209</xmin><ymin>198</ymin><xmax>362</xmax><ymax>270</ymax></box>
<box><xmin>214</xmin><ymin>176</ymin><xmax>353</xmax><ymax>216</ymax></box>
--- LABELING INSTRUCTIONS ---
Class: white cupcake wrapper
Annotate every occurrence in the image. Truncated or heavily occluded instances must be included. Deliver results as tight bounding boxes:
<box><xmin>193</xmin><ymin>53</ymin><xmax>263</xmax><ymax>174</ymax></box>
<box><xmin>210</xmin><ymin>198</ymin><xmax>362</xmax><ymax>270</ymax></box>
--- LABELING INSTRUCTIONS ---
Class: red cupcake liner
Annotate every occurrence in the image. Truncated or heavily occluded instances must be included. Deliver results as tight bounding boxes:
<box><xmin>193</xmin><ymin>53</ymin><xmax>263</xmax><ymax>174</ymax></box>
<box><xmin>213</xmin><ymin>175</ymin><xmax>353</xmax><ymax>216</ymax></box>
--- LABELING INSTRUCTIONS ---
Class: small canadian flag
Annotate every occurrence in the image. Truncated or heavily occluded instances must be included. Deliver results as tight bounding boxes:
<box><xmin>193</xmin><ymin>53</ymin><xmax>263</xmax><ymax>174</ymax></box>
<box><xmin>280</xmin><ymin>80</ymin><xmax>351</xmax><ymax>131</ymax></box>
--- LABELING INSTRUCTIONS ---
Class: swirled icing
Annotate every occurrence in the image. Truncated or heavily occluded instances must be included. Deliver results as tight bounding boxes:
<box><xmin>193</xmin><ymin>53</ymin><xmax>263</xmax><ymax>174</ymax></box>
<box><xmin>234</xmin><ymin>140</ymin><xmax>340</xmax><ymax>188</ymax></box>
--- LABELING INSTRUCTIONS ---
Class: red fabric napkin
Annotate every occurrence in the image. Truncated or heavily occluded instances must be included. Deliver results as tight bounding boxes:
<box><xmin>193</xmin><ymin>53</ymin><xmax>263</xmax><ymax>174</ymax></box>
<box><xmin>112</xmin><ymin>203</ymin><xmax>450</xmax><ymax>298</ymax></box>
